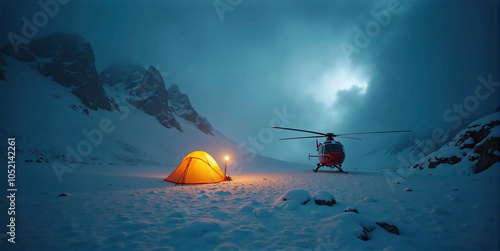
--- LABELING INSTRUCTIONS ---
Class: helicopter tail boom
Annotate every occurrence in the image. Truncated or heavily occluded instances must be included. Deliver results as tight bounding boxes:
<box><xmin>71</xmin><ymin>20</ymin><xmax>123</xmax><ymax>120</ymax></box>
<box><xmin>308</xmin><ymin>153</ymin><xmax>319</xmax><ymax>161</ymax></box>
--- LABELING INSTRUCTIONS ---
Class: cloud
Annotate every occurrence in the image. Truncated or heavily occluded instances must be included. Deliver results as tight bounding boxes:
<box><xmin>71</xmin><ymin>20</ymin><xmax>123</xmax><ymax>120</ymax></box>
<box><xmin>0</xmin><ymin>0</ymin><xmax>497</xmax><ymax>165</ymax></box>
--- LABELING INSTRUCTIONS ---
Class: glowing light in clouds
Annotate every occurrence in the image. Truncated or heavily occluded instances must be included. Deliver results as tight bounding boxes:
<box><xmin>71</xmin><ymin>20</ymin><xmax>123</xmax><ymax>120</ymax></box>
<box><xmin>311</xmin><ymin>65</ymin><xmax>369</xmax><ymax>108</ymax></box>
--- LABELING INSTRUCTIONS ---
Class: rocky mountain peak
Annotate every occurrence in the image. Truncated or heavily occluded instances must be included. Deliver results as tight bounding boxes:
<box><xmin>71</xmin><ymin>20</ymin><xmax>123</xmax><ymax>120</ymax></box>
<box><xmin>100</xmin><ymin>64</ymin><xmax>146</xmax><ymax>88</ymax></box>
<box><xmin>100</xmin><ymin>65</ymin><xmax>213</xmax><ymax>135</ymax></box>
<box><xmin>1</xmin><ymin>32</ymin><xmax>113</xmax><ymax>111</ymax></box>
<box><xmin>168</xmin><ymin>84</ymin><xmax>213</xmax><ymax>135</ymax></box>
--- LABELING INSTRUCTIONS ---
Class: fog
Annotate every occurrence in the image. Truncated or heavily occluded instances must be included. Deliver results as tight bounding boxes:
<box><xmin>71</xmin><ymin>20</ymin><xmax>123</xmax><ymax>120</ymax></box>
<box><xmin>1</xmin><ymin>0</ymin><xmax>498</xmax><ymax>164</ymax></box>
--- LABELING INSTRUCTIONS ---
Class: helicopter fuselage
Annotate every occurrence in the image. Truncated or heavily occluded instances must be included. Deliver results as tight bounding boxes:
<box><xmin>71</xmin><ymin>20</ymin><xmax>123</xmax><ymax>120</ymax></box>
<box><xmin>317</xmin><ymin>140</ymin><xmax>345</xmax><ymax>166</ymax></box>
<box><xmin>272</xmin><ymin>126</ymin><xmax>410</xmax><ymax>173</ymax></box>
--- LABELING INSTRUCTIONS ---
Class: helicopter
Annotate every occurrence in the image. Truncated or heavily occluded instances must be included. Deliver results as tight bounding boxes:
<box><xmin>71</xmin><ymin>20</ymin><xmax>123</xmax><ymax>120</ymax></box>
<box><xmin>272</xmin><ymin>127</ymin><xmax>411</xmax><ymax>173</ymax></box>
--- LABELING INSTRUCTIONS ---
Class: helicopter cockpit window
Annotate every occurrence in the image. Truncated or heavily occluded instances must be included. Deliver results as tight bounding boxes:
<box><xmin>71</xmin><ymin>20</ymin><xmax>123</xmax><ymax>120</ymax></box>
<box><xmin>324</xmin><ymin>144</ymin><xmax>344</xmax><ymax>153</ymax></box>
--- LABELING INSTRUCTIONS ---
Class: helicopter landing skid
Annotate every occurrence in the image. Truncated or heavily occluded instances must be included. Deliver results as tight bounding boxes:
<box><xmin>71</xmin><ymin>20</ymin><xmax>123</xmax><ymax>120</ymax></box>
<box><xmin>313</xmin><ymin>164</ymin><xmax>347</xmax><ymax>173</ymax></box>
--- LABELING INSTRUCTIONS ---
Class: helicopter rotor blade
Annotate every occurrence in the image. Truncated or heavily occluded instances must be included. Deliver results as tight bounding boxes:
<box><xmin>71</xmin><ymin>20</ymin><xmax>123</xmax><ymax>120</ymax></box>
<box><xmin>336</xmin><ymin>130</ymin><xmax>411</xmax><ymax>136</ymax></box>
<box><xmin>336</xmin><ymin>136</ymin><xmax>363</xmax><ymax>140</ymax></box>
<box><xmin>272</xmin><ymin>127</ymin><xmax>326</xmax><ymax>136</ymax></box>
<box><xmin>278</xmin><ymin>136</ymin><xmax>325</xmax><ymax>140</ymax></box>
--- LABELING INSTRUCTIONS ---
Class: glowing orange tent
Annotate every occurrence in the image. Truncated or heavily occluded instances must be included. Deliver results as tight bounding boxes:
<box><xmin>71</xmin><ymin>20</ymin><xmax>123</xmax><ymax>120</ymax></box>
<box><xmin>165</xmin><ymin>151</ymin><xmax>226</xmax><ymax>185</ymax></box>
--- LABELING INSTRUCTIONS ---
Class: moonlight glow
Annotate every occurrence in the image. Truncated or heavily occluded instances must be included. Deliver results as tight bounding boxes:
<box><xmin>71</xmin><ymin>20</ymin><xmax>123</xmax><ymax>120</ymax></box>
<box><xmin>312</xmin><ymin>65</ymin><xmax>369</xmax><ymax>108</ymax></box>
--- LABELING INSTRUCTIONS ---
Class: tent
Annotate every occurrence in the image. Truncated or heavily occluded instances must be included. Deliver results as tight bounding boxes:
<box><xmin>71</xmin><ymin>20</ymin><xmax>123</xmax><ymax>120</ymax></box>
<box><xmin>165</xmin><ymin>151</ymin><xmax>226</xmax><ymax>185</ymax></box>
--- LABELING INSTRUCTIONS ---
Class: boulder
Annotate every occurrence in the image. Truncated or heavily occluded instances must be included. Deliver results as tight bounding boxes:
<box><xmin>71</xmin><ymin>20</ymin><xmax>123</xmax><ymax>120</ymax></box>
<box><xmin>376</xmin><ymin>222</ymin><xmax>399</xmax><ymax>235</ymax></box>
<box><xmin>311</xmin><ymin>190</ymin><xmax>336</xmax><ymax>206</ymax></box>
<box><xmin>344</xmin><ymin>206</ymin><xmax>359</xmax><ymax>214</ymax></box>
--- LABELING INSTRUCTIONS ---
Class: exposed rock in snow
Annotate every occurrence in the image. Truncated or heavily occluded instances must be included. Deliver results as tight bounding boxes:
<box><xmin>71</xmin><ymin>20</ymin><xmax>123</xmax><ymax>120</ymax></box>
<box><xmin>311</xmin><ymin>190</ymin><xmax>336</xmax><ymax>206</ymax></box>
<box><xmin>413</xmin><ymin>111</ymin><xmax>500</xmax><ymax>174</ymax></box>
<box><xmin>321</xmin><ymin>212</ymin><xmax>377</xmax><ymax>241</ymax></box>
<box><xmin>376</xmin><ymin>222</ymin><xmax>400</xmax><ymax>235</ymax></box>
<box><xmin>345</xmin><ymin>206</ymin><xmax>359</xmax><ymax>214</ymax></box>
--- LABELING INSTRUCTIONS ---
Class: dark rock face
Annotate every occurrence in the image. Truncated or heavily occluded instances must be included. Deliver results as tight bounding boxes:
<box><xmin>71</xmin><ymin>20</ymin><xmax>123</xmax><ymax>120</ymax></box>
<box><xmin>100</xmin><ymin>65</ymin><xmax>214</xmax><ymax>135</ymax></box>
<box><xmin>100</xmin><ymin>64</ymin><xmax>146</xmax><ymax>89</ymax></box>
<box><xmin>127</xmin><ymin>66</ymin><xmax>181</xmax><ymax>132</ymax></box>
<box><xmin>413</xmin><ymin>111</ymin><xmax>500</xmax><ymax>173</ymax></box>
<box><xmin>427</xmin><ymin>155</ymin><xmax>462</xmax><ymax>169</ymax></box>
<box><xmin>1</xmin><ymin>43</ymin><xmax>36</xmax><ymax>62</ymax></box>
<box><xmin>470</xmin><ymin>122</ymin><xmax>500</xmax><ymax>173</ymax></box>
<box><xmin>344</xmin><ymin>207</ymin><xmax>359</xmax><ymax>214</ymax></box>
<box><xmin>168</xmin><ymin>84</ymin><xmax>213</xmax><ymax>135</ymax></box>
<box><xmin>0</xmin><ymin>54</ymin><xmax>6</xmax><ymax>81</ymax></box>
<box><xmin>376</xmin><ymin>222</ymin><xmax>399</xmax><ymax>235</ymax></box>
<box><xmin>314</xmin><ymin>199</ymin><xmax>336</xmax><ymax>206</ymax></box>
<box><xmin>1</xmin><ymin>33</ymin><xmax>113</xmax><ymax>111</ymax></box>
<box><xmin>358</xmin><ymin>222</ymin><xmax>376</xmax><ymax>241</ymax></box>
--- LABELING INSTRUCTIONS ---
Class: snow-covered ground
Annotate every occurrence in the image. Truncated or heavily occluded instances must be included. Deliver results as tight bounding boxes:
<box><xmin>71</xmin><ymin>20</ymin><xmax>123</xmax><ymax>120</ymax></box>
<box><xmin>6</xmin><ymin>161</ymin><xmax>499</xmax><ymax>250</ymax></box>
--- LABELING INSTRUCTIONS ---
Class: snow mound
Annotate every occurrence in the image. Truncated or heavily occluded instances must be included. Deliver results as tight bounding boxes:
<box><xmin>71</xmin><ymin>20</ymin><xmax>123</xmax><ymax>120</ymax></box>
<box><xmin>275</xmin><ymin>189</ymin><xmax>311</xmax><ymax>210</ymax></box>
<box><xmin>253</xmin><ymin>207</ymin><xmax>272</xmax><ymax>218</ymax></box>
<box><xmin>311</xmin><ymin>190</ymin><xmax>336</xmax><ymax>206</ymax></box>
<box><xmin>283</xmin><ymin>189</ymin><xmax>311</xmax><ymax>203</ymax></box>
<box><xmin>238</xmin><ymin>205</ymin><xmax>254</xmax><ymax>213</ymax></box>
<box><xmin>320</xmin><ymin>212</ymin><xmax>377</xmax><ymax>242</ymax></box>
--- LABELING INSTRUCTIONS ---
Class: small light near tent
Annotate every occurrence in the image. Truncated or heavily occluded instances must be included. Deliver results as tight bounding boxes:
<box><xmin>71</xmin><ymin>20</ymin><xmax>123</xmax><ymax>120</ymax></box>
<box><xmin>224</xmin><ymin>155</ymin><xmax>232</xmax><ymax>181</ymax></box>
<box><xmin>224</xmin><ymin>156</ymin><xmax>229</xmax><ymax>176</ymax></box>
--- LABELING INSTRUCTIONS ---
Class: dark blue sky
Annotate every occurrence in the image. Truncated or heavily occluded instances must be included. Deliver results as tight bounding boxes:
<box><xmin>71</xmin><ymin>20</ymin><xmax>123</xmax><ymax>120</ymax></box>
<box><xmin>1</xmin><ymin>0</ymin><xmax>498</xmax><ymax>164</ymax></box>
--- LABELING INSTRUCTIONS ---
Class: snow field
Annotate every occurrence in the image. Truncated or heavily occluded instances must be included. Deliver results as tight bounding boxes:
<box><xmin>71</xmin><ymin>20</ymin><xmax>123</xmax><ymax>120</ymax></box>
<box><xmin>7</xmin><ymin>164</ymin><xmax>499</xmax><ymax>250</ymax></box>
